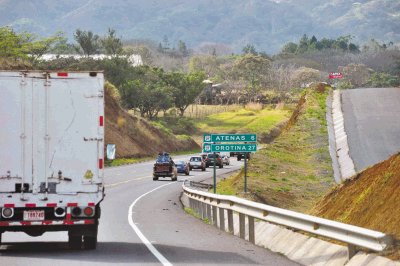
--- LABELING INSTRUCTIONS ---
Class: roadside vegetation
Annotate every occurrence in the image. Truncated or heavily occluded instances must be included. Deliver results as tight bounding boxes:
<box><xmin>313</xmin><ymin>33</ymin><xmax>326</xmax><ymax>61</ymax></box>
<box><xmin>217</xmin><ymin>84</ymin><xmax>334</xmax><ymax>212</ymax></box>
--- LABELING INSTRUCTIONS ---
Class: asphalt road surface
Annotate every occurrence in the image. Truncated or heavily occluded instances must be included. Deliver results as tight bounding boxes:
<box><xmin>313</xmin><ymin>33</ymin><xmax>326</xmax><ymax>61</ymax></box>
<box><xmin>341</xmin><ymin>87</ymin><xmax>400</xmax><ymax>171</ymax></box>
<box><xmin>0</xmin><ymin>155</ymin><xmax>297</xmax><ymax>266</ymax></box>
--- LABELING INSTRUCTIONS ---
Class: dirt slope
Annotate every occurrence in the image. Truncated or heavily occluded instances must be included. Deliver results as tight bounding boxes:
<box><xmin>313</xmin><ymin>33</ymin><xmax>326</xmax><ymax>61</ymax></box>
<box><xmin>312</xmin><ymin>152</ymin><xmax>400</xmax><ymax>241</ymax></box>
<box><xmin>104</xmin><ymin>83</ymin><xmax>199</xmax><ymax>158</ymax></box>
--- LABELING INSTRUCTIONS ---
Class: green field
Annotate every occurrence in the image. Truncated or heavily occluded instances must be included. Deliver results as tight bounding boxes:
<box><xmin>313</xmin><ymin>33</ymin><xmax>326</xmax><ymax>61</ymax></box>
<box><xmin>197</xmin><ymin>108</ymin><xmax>290</xmax><ymax>135</ymax></box>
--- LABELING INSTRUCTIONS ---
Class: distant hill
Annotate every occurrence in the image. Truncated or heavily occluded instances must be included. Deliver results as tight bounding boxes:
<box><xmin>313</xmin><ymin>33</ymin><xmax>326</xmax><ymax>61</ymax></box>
<box><xmin>0</xmin><ymin>0</ymin><xmax>399</xmax><ymax>53</ymax></box>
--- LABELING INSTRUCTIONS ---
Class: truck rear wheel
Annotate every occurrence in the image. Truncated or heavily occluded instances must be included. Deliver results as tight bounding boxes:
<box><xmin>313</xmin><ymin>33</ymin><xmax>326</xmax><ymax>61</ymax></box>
<box><xmin>84</xmin><ymin>235</ymin><xmax>97</xmax><ymax>250</ymax></box>
<box><xmin>153</xmin><ymin>176</ymin><xmax>159</xmax><ymax>181</ymax></box>
<box><xmin>68</xmin><ymin>234</ymin><xmax>82</xmax><ymax>250</ymax></box>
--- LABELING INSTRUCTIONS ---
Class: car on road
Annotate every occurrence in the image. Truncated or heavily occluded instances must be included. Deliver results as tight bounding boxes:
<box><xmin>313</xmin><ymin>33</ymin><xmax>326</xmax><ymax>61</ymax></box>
<box><xmin>221</xmin><ymin>153</ymin><xmax>230</xmax><ymax>165</ymax></box>
<box><xmin>205</xmin><ymin>153</ymin><xmax>223</xmax><ymax>168</ymax></box>
<box><xmin>230</xmin><ymin>152</ymin><xmax>251</xmax><ymax>161</ymax></box>
<box><xmin>153</xmin><ymin>152</ymin><xmax>178</xmax><ymax>181</ymax></box>
<box><xmin>175</xmin><ymin>160</ymin><xmax>190</xmax><ymax>175</ymax></box>
<box><xmin>189</xmin><ymin>156</ymin><xmax>206</xmax><ymax>171</ymax></box>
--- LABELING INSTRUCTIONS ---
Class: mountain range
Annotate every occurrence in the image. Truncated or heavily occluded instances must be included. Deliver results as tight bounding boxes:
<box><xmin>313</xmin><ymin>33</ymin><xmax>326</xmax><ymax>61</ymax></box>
<box><xmin>1</xmin><ymin>0</ymin><xmax>399</xmax><ymax>53</ymax></box>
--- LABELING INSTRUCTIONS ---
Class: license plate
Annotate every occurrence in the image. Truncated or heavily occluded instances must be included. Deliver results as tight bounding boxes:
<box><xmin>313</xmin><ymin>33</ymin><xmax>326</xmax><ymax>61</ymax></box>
<box><xmin>23</xmin><ymin>210</ymin><xmax>45</xmax><ymax>221</ymax></box>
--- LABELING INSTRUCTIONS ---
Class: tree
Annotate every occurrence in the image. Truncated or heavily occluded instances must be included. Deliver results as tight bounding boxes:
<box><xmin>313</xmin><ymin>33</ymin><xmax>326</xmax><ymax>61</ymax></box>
<box><xmin>336</xmin><ymin>80</ymin><xmax>353</xmax><ymax>90</ymax></box>
<box><xmin>73</xmin><ymin>29</ymin><xmax>100</xmax><ymax>56</ymax></box>
<box><xmin>233</xmin><ymin>54</ymin><xmax>271</xmax><ymax>101</ymax></box>
<box><xmin>368</xmin><ymin>72</ymin><xmax>399</xmax><ymax>87</ymax></box>
<box><xmin>26</xmin><ymin>33</ymin><xmax>64</xmax><ymax>61</ymax></box>
<box><xmin>167</xmin><ymin>71</ymin><xmax>206</xmax><ymax>116</ymax></box>
<box><xmin>339</xmin><ymin>63</ymin><xmax>371</xmax><ymax>87</ymax></box>
<box><xmin>292</xmin><ymin>67</ymin><xmax>321</xmax><ymax>87</ymax></box>
<box><xmin>280</xmin><ymin>42</ymin><xmax>298</xmax><ymax>55</ymax></box>
<box><xmin>177</xmin><ymin>40</ymin><xmax>189</xmax><ymax>57</ymax></box>
<box><xmin>188</xmin><ymin>55</ymin><xmax>221</xmax><ymax>78</ymax></box>
<box><xmin>120</xmin><ymin>66</ymin><xmax>173</xmax><ymax>119</ymax></box>
<box><xmin>49</xmin><ymin>35</ymin><xmax>76</xmax><ymax>54</ymax></box>
<box><xmin>0</xmin><ymin>27</ymin><xmax>63</xmax><ymax>61</ymax></box>
<box><xmin>297</xmin><ymin>34</ymin><xmax>309</xmax><ymax>54</ymax></box>
<box><xmin>0</xmin><ymin>27</ymin><xmax>30</xmax><ymax>59</ymax></box>
<box><xmin>162</xmin><ymin>35</ymin><xmax>170</xmax><ymax>53</ymax></box>
<box><xmin>242</xmin><ymin>44</ymin><xmax>258</xmax><ymax>55</ymax></box>
<box><xmin>100</xmin><ymin>28</ymin><xmax>123</xmax><ymax>55</ymax></box>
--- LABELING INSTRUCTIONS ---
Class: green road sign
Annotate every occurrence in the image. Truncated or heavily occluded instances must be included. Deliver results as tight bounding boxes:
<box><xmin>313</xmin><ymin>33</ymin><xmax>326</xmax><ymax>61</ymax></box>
<box><xmin>203</xmin><ymin>133</ymin><xmax>257</xmax><ymax>143</ymax></box>
<box><xmin>202</xmin><ymin>143</ymin><xmax>257</xmax><ymax>153</ymax></box>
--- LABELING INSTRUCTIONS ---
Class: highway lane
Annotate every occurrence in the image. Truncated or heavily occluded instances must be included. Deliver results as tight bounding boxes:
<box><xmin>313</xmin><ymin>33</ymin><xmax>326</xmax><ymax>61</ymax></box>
<box><xmin>341</xmin><ymin>87</ymin><xmax>400</xmax><ymax>171</ymax></box>
<box><xmin>0</xmin><ymin>155</ymin><xmax>297</xmax><ymax>265</ymax></box>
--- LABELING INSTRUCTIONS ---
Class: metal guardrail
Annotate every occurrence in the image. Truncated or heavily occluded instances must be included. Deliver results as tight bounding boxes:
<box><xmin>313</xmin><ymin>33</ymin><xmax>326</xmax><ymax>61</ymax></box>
<box><xmin>184</xmin><ymin>180</ymin><xmax>213</xmax><ymax>190</ymax></box>
<box><xmin>182</xmin><ymin>184</ymin><xmax>393</xmax><ymax>258</ymax></box>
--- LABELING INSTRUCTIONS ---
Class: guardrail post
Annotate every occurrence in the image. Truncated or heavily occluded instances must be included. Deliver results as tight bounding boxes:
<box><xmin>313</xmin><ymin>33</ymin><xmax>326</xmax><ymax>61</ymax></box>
<box><xmin>206</xmin><ymin>204</ymin><xmax>211</xmax><ymax>222</ymax></box>
<box><xmin>248</xmin><ymin>216</ymin><xmax>255</xmax><ymax>244</ymax></box>
<box><xmin>212</xmin><ymin>206</ymin><xmax>218</xmax><ymax>227</ymax></box>
<box><xmin>189</xmin><ymin>198</ymin><xmax>194</xmax><ymax>209</ymax></box>
<box><xmin>196</xmin><ymin>201</ymin><xmax>200</xmax><ymax>215</ymax></box>
<box><xmin>348</xmin><ymin>244</ymin><xmax>358</xmax><ymax>260</ymax></box>
<box><xmin>227</xmin><ymin>209</ymin><xmax>234</xmax><ymax>234</ymax></box>
<box><xmin>239</xmin><ymin>213</ymin><xmax>245</xmax><ymax>239</ymax></box>
<box><xmin>201</xmin><ymin>202</ymin><xmax>206</xmax><ymax>219</ymax></box>
<box><xmin>219</xmin><ymin>208</ymin><xmax>225</xmax><ymax>231</ymax></box>
<box><xmin>193</xmin><ymin>200</ymin><xmax>198</xmax><ymax>214</ymax></box>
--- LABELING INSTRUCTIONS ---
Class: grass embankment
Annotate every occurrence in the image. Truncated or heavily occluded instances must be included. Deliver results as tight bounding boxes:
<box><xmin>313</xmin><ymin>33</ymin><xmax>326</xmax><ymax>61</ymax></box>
<box><xmin>193</xmin><ymin>103</ymin><xmax>291</xmax><ymax>145</ymax></box>
<box><xmin>217</xmin><ymin>86</ymin><xmax>334</xmax><ymax>212</ymax></box>
<box><xmin>312</xmin><ymin>152</ymin><xmax>400</xmax><ymax>258</ymax></box>
<box><xmin>198</xmin><ymin>108</ymin><xmax>289</xmax><ymax>134</ymax></box>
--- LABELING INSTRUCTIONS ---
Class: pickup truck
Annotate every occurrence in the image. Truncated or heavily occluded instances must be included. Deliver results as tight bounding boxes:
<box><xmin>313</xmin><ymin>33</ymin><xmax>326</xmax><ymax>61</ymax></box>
<box><xmin>0</xmin><ymin>71</ymin><xmax>104</xmax><ymax>250</ymax></box>
<box><xmin>153</xmin><ymin>153</ymin><xmax>178</xmax><ymax>181</ymax></box>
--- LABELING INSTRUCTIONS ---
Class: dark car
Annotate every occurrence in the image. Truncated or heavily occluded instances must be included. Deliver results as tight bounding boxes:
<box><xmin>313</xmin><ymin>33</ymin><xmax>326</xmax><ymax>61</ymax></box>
<box><xmin>205</xmin><ymin>153</ymin><xmax>223</xmax><ymax>168</ymax></box>
<box><xmin>153</xmin><ymin>152</ymin><xmax>178</xmax><ymax>181</ymax></box>
<box><xmin>175</xmin><ymin>160</ymin><xmax>190</xmax><ymax>175</ymax></box>
<box><xmin>230</xmin><ymin>152</ymin><xmax>251</xmax><ymax>161</ymax></box>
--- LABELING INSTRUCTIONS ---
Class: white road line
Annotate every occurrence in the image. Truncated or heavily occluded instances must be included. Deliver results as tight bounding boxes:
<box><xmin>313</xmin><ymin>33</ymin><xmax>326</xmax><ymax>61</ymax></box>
<box><xmin>105</xmin><ymin>176</ymin><xmax>149</xmax><ymax>188</ymax></box>
<box><xmin>128</xmin><ymin>182</ymin><xmax>175</xmax><ymax>266</ymax></box>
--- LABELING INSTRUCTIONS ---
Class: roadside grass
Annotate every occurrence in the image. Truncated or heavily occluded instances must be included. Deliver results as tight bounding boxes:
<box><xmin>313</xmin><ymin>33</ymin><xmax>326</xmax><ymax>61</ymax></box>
<box><xmin>105</xmin><ymin>148</ymin><xmax>201</xmax><ymax>167</ymax></box>
<box><xmin>197</xmin><ymin>107</ymin><xmax>291</xmax><ymax>135</ymax></box>
<box><xmin>216</xmin><ymin>87</ymin><xmax>334</xmax><ymax>212</ymax></box>
<box><xmin>105</xmin><ymin>157</ymin><xmax>152</xmax><ymax>167</ymax></box>
<box><xmin>184</xmin><ymin>104</ymin><xmax>241</xmax><ymax>119</ymax></box>
<box><xmin>184</xmin><ymin>207</ymin><xmax>210</xmax><ymax>224</ymax></box>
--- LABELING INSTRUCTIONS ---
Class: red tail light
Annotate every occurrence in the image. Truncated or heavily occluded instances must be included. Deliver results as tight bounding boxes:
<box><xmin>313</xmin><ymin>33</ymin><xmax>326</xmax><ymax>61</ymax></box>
<box><xmin>84</xmin><ymin>207</ymin><xmax>94</xmax><ymax>217</ymax></box>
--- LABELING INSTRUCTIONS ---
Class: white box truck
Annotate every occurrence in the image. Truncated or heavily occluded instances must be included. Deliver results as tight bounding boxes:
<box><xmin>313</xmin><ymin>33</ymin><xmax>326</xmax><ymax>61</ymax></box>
<box><xmin>0</xmin><ymin>71</ymin><xmax>105</xmax><ymax>249</ymax></box>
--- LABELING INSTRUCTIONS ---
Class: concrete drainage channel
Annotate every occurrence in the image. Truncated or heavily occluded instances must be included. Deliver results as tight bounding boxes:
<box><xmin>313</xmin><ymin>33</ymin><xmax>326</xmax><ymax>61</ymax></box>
<box><xmin>181</xmin><ymin>184</ymin><xmax>399</xmax><ymax>266</ymax></box>
<box><xmin>329</xmin><ymin>90</ymin><xmax>357</xmax><ymax>181</ymax></box>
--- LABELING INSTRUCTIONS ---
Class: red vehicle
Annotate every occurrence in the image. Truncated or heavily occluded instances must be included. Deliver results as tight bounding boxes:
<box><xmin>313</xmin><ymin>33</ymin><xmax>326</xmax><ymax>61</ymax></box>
<box><xmin>153</xmin><ymin>152</ymin><xmax>178</xmax><ymax>181</ymax></box>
